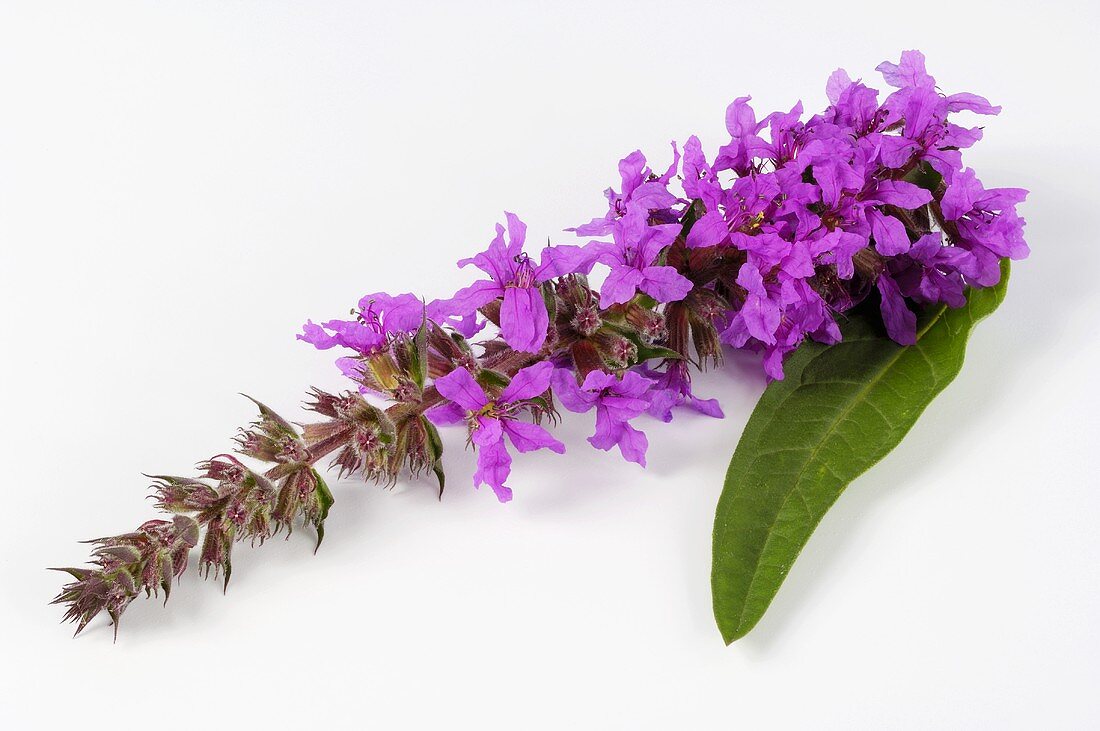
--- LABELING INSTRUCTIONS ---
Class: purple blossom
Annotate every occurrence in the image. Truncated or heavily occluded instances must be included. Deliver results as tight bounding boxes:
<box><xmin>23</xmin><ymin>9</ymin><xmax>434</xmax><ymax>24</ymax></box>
<box><xmin>714</xmin><ymin>97</ymin><xmax>765</xmax><ymax>175</ymax></box>
<box><xmin>434</xmin><ymin>362</ymin><xmax>565</xmax><ymax>502</ymax></box>
<box><xmin>728</xmin><ymin>262</ymin><xmax>782</xmax><ymax>346</ymax></box>
<box><xmin>300</xmin><ymin>51</ymin><xmax>1027</xmax><ymax>497</ymax></box>
<box><xmin>58</xmin><ymin>51</ymin><xmax>1033</xmax><ymax>638</ymax></box>
<box><xmin>875</xmin><ymin>50</ymin><xmax>936</xmax><ymax>90</ymax></box>
<box><xmin>642</xmin><ymin>362</ymin><xmax>724</xmax><ymax>422</ymax></box>
<box><xmin>589</xmin><ymin>212</ymin><xmax>692</xmax><ymax>307</ymax></box>
<box><xmin>891</xmin><ymin>232</ymin><xmax>969</xmax><ymax>307</ymax></box>
<box><xmin>552</xmin><ymin>369</ymin><xmax>655</xmax><ymax>466</ymax></box>
<box><xmin>298</xmin><ymin>291</ymin><xmax>428</xmax><ymax>355</ymax></box>
<box><xmin>721</xmin><ymin>266</ymin><xmax>842</xmax><ymax>380</ymax></box>
<box><xmin>824</xmin><ymin>70</ymin><xmax>886</xmax><ymax>136</ymax></box>
<box><xmin>940</xmin><ymin>167</ymin><xmax>1029</xmax><ymax>285</ymax></box>
<box><xmin>569</xmin><ymin>145</ymin><xmax>681</xmax><ymax>236</ymax></box>
<box><xmin>682</xmin><ymin>135</ymin><xmax>724</xmax><ymax>214</ymax></box>
<box><xmin>815</xmin><ymin>229</ymin><xmax>867</xmax><ymax>280</ymax></box>
<box><xmin>756</xmin><ymin>101</ymin><xmax>807</xmax><ymax>167</ymax></box>
<box><xmin>684</xmin><ymin>209</ymin><xmax>731</xmax><ymax>249</ymax></box>
<box><xmin>874</xmin><ymin>51</ymin><xmax>1001</xmax><ymax>180</ymax></box>
<box><xmin>876</xmin><ymin>273</ymin><xmax>918</xmax><ymax>345</ymax></box>
<box><xmin>725</xmin><ymin>173</ymin><xmax>784</xmax><ymax>239</ymax></box>
<box><xmin>438</xmin><ymin>213</ymin><xmax>597</xmax><ymax>353</ymax></box>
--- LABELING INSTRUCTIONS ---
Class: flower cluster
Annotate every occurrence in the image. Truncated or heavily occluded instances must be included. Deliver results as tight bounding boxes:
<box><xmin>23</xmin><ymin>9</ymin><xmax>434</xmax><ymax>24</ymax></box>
<box><xmin>54</xmin><ymin>52</ymin><xmax>1027</xmax><ymax>637</ymax></box>
<box><xmin>52</xmin><ymin>394</ymin><xmax>348</xmax><ymax>636</ymax></box>
<box><xmin>298</xmin><ymin>50</ymin><xmax>1028</xmax><ymax>500</ymax></box>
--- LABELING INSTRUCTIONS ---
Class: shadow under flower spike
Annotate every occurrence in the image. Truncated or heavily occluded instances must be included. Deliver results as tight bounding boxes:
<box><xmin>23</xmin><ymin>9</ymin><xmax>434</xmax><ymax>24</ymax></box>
<box><xmin>53</xmin><ymin>50</ymin><xmax>1027</xmax><ymax>642</ymax></box>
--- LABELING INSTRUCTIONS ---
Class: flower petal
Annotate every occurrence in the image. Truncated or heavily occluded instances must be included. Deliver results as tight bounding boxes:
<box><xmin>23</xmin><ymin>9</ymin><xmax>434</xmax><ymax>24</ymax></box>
<box><xmin>439</xmin><ymin>280</ymin><xmax>502</xmax><ymax>317</ymax></box>
<box><xmin>500</xmin><ymin>361</ymin><xmax>555</xmax><ymax>403</ymax></box>
<box><xmin>639</xmin><ymin>266</ymin><xmax>693</xmax><ymax>303</ymax></box>
<box><xmin>503</xmin><ymin>211</ymin><xmax>527</xmax><ymax>258</ymax></box>
<box><xmin>685</xmin><ymin>211</ymin><xmax>729</xmax><ymax>249</ymax></box>
<box><xmin>877</xmin><ymin>275</ymin><xmax>917</xmax><ymax>345</ymax></box>
<box><xmin>500</xmin><ymin>286</ymin><xmax>549</xmax><ymax>353</ymax></box>
<box><xmin>503</xmin><ymin>420</ymin><xmax>565</xmax><ymax>454</ymax></box>
<box><xmin>297</xmin><ymin>320</ymin><xmax>339</xmax><ymax>350</ymax></box>
<box><xmin>537</xmin><ymin>242</ymin><xmax>601</xmax><ymax>281</ymax></box>
<box><xmin>869</xmin><ymin>210</ymin><xmax>911</xmax><ymax>256</ymax></box>
<box><xmin>589</xmin><ymin>413</ymin><xmax>649</xmax><ymax>467</ymax></box>
<box><xmin>869</xmin><ymin>180</ymin><xmax>933</xmax><ymax>209</ymax></box>
<box><xmin>599</xmin><ymin>265</ymin><xmax>646</xmax><ymax>307</ymax></box>
<box><xmin>552</xmin><ymin>368</ymin><xmax>599</xmax><ymax>413</ymax></box>
<box><xmin>471</xmin><ymin>430</ymin><xmax>512</xmax><ymax>502</ymax></box>
<box><xmin>434</xmin><ymin>367</ymin><xmax>489</xmax><ymax>412</ymax></box>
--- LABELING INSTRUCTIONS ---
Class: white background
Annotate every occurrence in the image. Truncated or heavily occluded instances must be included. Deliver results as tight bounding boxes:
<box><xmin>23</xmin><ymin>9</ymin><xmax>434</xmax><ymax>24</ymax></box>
<box><xmin>2</xmin><ymin>1</ymin><xmax>1098</xmax><ymax>728</ymax></box>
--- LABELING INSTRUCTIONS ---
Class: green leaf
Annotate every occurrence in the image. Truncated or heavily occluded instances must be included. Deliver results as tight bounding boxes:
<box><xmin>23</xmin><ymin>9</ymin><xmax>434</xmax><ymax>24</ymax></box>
<box><xmin>409</xmin><ymin>319</ymin><xmax>430</xmax><ymax>390</ymax></box>
<box><xmin>711</xmin><ymin>261</ymin><xmax>1011</xmax><ymax>644</ymax></box>
<box><xmin>421</xmin><ymin>416</ymin><xmax>446</xmax><ymax>497</ymax></box>
<box><xmin>312</xmin><ymin>468</ymin><xmax>335</xmax><ymax>552</ymax></box>
<box><xmin>603</xmin><ymin>323</ymin><xmax>683</xmax><ymax>363</ymax></box>
<box><xmin>903</xmin><ymin>161</ymin><xmax>943</xmax><ymax>193</ymax></box>
<box><xmin>477</xmin><ymin>369</ymin><xmax>511</xmax><ymax>392</ymax></box>
<box><xmin>541</xmin><ymin>280</ymin><xmax>558</xmax><ymax>325</ymax></box>
<box><xmin>633</xmin><ymin>342</ymin><xmax>683</xmax><ymax>364</ymax></box>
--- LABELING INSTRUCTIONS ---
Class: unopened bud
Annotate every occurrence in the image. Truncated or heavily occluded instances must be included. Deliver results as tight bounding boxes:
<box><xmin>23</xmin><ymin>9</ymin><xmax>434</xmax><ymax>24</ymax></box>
<box><xmin>571</xmin><ymin>303</ymin><xmax>602</xmax><ymax>336</ymax></box>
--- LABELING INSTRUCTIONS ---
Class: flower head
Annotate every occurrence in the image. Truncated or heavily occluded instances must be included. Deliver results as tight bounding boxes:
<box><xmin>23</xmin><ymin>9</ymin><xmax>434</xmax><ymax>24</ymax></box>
<box><xmin>641</xmin><ymin>361</ymin><xmax>724</xmax><ymax>422</ymax></box>
<box><xmin>298</xmin><ymin>291</ymin><xmax>428</xmax><ymax>356</ymax></box>
<box><xmin>939</xmin><ymin>167</ymin><xmax>1029</xmax><ymax>285</ymax></box>
<box><xmin>589</xmin><ymin>212</ymin><xmax>692</xmax><ymax>308</ymax></box>
<box><xmin>437</xmin><ymin>213</ymin><xmax>599</xmax><ymax>353</ymax></box>
<box><xmin>715</xmin><ymin>97</ymin><xmax>766</xmax><ymax>176</ymax></box>
<box><xmin>552</xmin><ymin>368</ymin><xmax>655</xmax><ymax>466</ymax></box>
<box><xmin>569</xmin><ymin>144</ymin><xmax>682</xmax><ymax>236</ymax></box>
<box><xmin>434</xmin><ymin>361</ymin><xmax>565</xmax><ymax>501</ymax></box>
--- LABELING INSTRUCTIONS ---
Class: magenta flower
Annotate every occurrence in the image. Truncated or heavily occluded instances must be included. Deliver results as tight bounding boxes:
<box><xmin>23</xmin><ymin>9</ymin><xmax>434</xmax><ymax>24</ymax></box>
<box><xmin>54</xmin><ymin>52</ymin><xmax>1034</xmax><ymax>639</ymax></box>
<box><xmin>434</xmin><ymin>362</ymin><xmax>565</xmax><ymax>502</ymax></box>
<box><xmin>725</xmin><ymin>173</ymin><xmax>785</xmax><ymax>240</ymax></box>
<box><xmin>873</xmin><ymin>51</ymin><xmax>1001</xmax><ymax>181</ymax></box>
<box><xmin>940</xmin><ymin>167</ymin><xmax>1029</xmax><ymax>285</ymax></box>
<box><xmin>552</xmin><ymin>369</ymin><xmax>655</xmax><ymax>466</ymax></box>
<box><xmin>439</xmin><ymin>212</ymin><xmax>596</xmax><ymax>353</ymax></box>
<box><xmin>714</xmin><ymin>96</ymin><xmax>766</xmax><ymax>175</ymax></box>
<box><xmin>815</xmin><ymin>229</ymin><xmax>868</xmax><ymax>280</ymax></box>
<box><xmin>824</xmin><ymin>70</ymin><xmax>887</xmax><ymax>137</ymax></box>
<box><xmin>720</xmin><ymin>257</ymin><xmax>845</xmax><ymax>381</ymax></box>
<box><xmin>892</xmin><ymin>232</ymin><xmax>970</xmax><ymax>307</ymax></box>
<box><xmin>876</xmin><ymin>273</ymin><xmax>918</xmax><ymax>345</ymax></box>
<box><xmin>756</xmin><ymin>101</ymin><xmax>807</xmax><ymax>167</ymax></box>
<box><xmin>867</xmin><ymin>182</ymin><xmax>934</xmax><ymax>255</ymax></box>
<box><xmin>878</xmin><ymin>50</ymin><xmax>1002</xmax><ymax>120</ymax></box>
<box><xmin>569</xmin><ymin>145</ymin><xmax>681</xmax><ymax>236</ymax></box>
<box><xmin>642</xmin><ymin>362</ymin><xmax>724</xmax><ymax>422</ymax></box>
<box><xmin>589</xmin><ymin>212</ymin><xmax>692</xmax><ymax>307</ymax></box>
<box><xmin>729</xmin><ymin>262</ymin><xmax>782</xmax><ymax>346</ymax></box>
<box><xmin>298</xmin><ymin>291</ymin><xmax>427</xmax><ymax>355</ymax></box>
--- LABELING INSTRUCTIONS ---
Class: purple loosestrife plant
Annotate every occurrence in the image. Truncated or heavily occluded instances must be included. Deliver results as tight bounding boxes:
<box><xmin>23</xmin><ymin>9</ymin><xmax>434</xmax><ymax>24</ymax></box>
<box><xmin>53</xmin><ymin>51</ymin><xmax>1027</xmax><ymax>641</ymax></box>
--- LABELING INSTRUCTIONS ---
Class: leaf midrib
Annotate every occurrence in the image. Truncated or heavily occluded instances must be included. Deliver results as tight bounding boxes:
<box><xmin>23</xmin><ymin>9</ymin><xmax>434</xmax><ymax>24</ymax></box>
<box><xmin>731</xmin><ymin>304</ymin><xmax>949</xmax><ymax>635</ymax></box>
